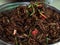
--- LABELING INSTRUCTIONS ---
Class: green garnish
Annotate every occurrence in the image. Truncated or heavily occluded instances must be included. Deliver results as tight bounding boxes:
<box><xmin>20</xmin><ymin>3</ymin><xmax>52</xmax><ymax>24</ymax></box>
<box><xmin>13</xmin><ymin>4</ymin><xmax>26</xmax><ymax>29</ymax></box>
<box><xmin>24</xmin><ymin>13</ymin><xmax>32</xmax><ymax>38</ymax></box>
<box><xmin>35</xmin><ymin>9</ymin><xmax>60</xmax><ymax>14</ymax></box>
<box><xmin>15</xmin><ymin>37</ymin><xmax>18</xmax><ymax>45</ymax></box>
<box><xmin>46</xmin><ymin>37</ymin><xmax>50</xmax><ymax>44</ymax></box>
<box><xmin>26</xmin><ymin>9</ymin><xmax>30</xmax><ymax>15</ymax></box>
<box><xmin>26</xmin><ymin>6</ymin><xmax>30</xmax><ymax>15</ymax></box>
<box><xmin>28</xmin><ymin>29</ymin><xmax>32</xmax><ymax>37</ymax></box>
<box><xmin>35</xmin><ymin>2</ymin><xmax>42</xmax><ymax>6</ymax></box>
<box><xmin>28</xmin><ymin>4</ymin><xmax>32</xmax><ymax>8</ymax></box>
<box><xmin>30</xmin><ymin>4</ymin><xmax>35</xmax><ymax>16</ymax></box>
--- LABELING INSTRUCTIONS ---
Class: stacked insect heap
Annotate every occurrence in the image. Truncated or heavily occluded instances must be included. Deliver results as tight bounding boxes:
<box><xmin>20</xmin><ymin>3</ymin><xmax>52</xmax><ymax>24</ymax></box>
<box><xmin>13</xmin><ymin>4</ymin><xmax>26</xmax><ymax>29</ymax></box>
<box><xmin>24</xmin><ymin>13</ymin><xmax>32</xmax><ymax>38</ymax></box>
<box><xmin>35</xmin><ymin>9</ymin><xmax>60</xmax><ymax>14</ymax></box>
<box><xmin>0</xmin><ymin>2</ymin><xmax>60</xmax><ymax>45</ymax></box>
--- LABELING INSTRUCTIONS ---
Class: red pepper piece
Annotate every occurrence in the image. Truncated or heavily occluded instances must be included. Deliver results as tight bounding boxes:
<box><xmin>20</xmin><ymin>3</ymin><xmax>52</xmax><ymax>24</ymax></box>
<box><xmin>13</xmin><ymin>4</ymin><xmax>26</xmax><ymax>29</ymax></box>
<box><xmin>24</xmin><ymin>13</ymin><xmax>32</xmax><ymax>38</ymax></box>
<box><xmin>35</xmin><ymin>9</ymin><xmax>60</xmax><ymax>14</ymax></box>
<box><xmin>32</xmin><ymin>28</ymin><xmax>39</xmax><ymax>36</ymax></box>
